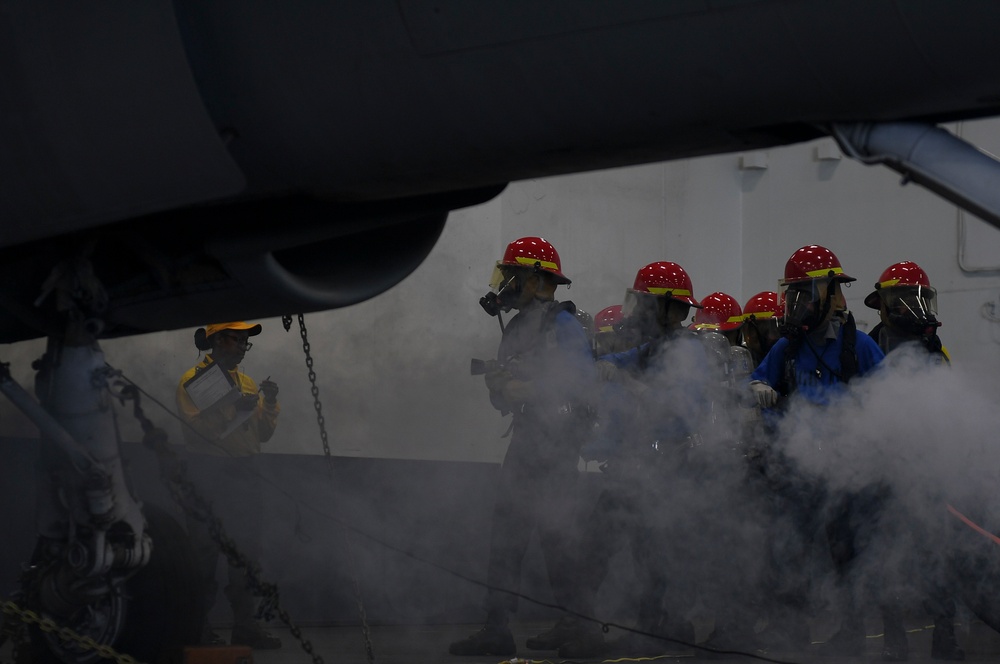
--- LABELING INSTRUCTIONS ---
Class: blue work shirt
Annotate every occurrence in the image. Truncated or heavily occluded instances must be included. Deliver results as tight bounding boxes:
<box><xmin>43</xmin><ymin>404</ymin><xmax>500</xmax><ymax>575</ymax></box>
<box><xmin>599</xmin><ymin>331</ymin><xmax>711</xmax><ymax>446</ymax></box>
<box><xmin>751</xmin><ymin>320</ymin><xmax>884</xmax><ymax>406</ymax></box>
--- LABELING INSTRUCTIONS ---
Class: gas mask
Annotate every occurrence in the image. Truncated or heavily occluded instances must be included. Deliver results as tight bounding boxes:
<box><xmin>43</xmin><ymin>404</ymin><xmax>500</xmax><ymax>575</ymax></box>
<box><xmin>622</xmin><ymin>291</ymin><xmax>690</xmax><ymax>338</ymax></box>
<box><xmin>881</xmin><ymin>285</ymin><xmax>940</xmax><ymax>336</ymax></box>
<box><xmin>480</xmin><ymin>265</ymin><xmax>523</xmax><ymax>317</ymax></box>
<box><xmin>743</xmin><ymin>315</ymin><xmax>782</xmax><ymax>360</ymax></box>
<box><xmin>784</xmin><ymin>279</ymin><xmax>838</xmax><ymax>331</ymax></box>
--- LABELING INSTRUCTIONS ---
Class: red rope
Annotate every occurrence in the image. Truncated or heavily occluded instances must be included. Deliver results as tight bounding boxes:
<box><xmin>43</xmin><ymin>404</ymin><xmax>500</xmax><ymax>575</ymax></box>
<box><xmin>946</xmin><ymin>503</ymin><xmax>1000</xmax><ymax>547</ymax></box>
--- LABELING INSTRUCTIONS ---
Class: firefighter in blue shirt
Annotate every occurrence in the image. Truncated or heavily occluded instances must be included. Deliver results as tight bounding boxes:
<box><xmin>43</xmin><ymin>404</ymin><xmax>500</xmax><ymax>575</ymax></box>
<box><xmin>557</xmin><ymin>261</ymin><xmax>715</xmax><ymax>658</ymax></box>
<box><xmin>750</xmin><ymin>245</ymin><xmax>884</xmax><ymax>407</ymax></box>
<box><xmin>749</xmin><ymin>245</ymin><xmax>885</xmax><ymax>656</ymax></box>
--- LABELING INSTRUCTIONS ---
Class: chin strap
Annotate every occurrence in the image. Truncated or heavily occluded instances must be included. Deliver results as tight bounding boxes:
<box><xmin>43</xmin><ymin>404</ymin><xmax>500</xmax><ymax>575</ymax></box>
<box><xmin>923</xmin><ymin>332</ymin><xmax>943</xmax><ymax>355</ymax></box>
<box><xmin>838</xmin><ymin>311</ymin><xmax>858</xmax><ymax>383</ymax></box>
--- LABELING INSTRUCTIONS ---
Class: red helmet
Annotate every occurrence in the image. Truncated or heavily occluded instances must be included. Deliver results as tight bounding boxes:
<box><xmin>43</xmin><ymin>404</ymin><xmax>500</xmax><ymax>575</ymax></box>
<box><xmin>864</xmin><ymin>261</ymin><xmax>932</xmax><ymax>309</ymax></box>
<box><xmin>594</xmin><ymin>305</ymin><xmax>623</xmax><ymax>333</ymax></box>
<box><xmin>630</xmin><ymin>261</ymin><xmax>700</xmax><ymax>307</ymax></box>
<box><xmin>692</xmin><ymin>292</ymin><xmax>743</xmax><ymax>331</ymax></box>
<box><xmin>780</xmin><ymin>245</ymin><xmax>855</xmax><ymax>286</ymax></box>
<box><xmin>743</xmin><ymin>291</ymin><xmax>781</xmax><ymax>321</ymax></box>
<box><xmin>499</xmin><ymin>236</ymin><xmax>570</xmax><ymax>284</ymax></box>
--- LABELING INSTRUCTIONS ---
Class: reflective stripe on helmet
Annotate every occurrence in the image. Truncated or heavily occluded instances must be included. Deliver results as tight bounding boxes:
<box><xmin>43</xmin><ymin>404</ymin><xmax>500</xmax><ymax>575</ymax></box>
<box><xmin>805</xmin><ymin>266</ymin><xmax>844</xmax><ymax>278</ymax></box>
<box><xmin>647</xmin><ymin>287</ymin><xmax>692</xmax><ymax>296</ymax></box>
<box><xmin>694</xmin><ymin>314</ymin><xmax>742</xmax><ymax>329</ymax></box>
<box><xmin>514</xmin><ymin>255</ymin><xmax>559</xmax><ymax>271</ymax></box>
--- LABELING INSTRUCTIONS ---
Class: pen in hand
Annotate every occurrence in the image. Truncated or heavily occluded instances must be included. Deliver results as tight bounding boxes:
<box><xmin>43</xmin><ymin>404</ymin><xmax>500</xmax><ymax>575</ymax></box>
<box><xmin>259</xmin><ymin>376</ymin><xmax>279</xmax><ymax>403</ymax></box>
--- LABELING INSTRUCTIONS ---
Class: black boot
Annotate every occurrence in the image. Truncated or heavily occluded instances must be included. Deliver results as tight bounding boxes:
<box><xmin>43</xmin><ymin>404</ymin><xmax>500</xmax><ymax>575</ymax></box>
<box><xmin>701</xmin><ymin>621</ymin><xmax>762</xmax><ymax>657</ymax></box>
<box><xmin>881</xmin><ymin>607</ymin><xmax>908</xmax><ymax>662</ymax></box>
<box><xmin>605</xmin><ymin>619</ymin><xmax>694</xmax><ymax>657</ymax></box>
<box><xmin>231</xmin><ymin>623</ymin><xmax>282</xmax><ymax>650</ymax></box>
<box><xmin>757</xmin><ymin>611</ymin><xmax>810</xmax><ymax>653</ymax></box>
<box><xmin>199</xmin><ymin>623</ymin><xmax>227</xmax><ymax>646</ymax></box>
<box><xmin>930</xmin><ymin>617</ymin><xmax>964</xmax><ymax>661</ymax></box>
<box><xmin>555</xmin><ymin>622</ymin><xmax>606</xmax><ymax>659</ymax></box>
<box><xmin>818</xmin><ymin>616</ymin><xmax>866</xmax><ymax>657</ymax></box>
<box><xmin>527</xmin><ymin>616</ymin><xmax>599</xmax><ymax>651</ymax></box>
<box><xmin>449</xmin><ymin>624</ymin><xmax>516</xmax><ymax>656</ymax></box>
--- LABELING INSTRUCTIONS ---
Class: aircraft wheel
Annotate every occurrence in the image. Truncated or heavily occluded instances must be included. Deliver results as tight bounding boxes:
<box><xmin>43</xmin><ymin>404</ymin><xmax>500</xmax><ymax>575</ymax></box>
<box><xmin>30</xmin><ymin>504</ymin><xmax>205</xmax><ymax>663</ymax></box>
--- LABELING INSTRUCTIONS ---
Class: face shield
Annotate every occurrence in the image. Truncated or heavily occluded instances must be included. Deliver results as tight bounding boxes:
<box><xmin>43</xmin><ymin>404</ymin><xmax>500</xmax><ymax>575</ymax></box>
<box><xmin>743</xmin><ymin>315</ymin><xmax>781</xmax><ymax>351</ymax></box>
<box><xmin>665</xmin><ymin>299</ymin><xmax>692</xmax><ymax>328</ymax></box>
<box><xmin>480</xmin><ymin>264</ymin><xmax>525</xmax><ymax>316</ymax></box>
<box><xmin>881</xmin><ymin>285</ymin><xmax>939</xmax><ymax>333</ymax></box>
<box><xmin>783</xmin><ymin>278</ymin><xmax>839</xmax><ymax>330</ymax></box>
<box><xmin>699</xmin><ymin>331</ymin><xmax>733</xmax><ymax>375</ymax></box>
<box><xmin>622</xmin><ymin>289</ymin><xmax>655</xmax><ymax>321</ymax></box>
<box><xmin>622</xmin><ymin>290</ymin><xmax>691</xmax><ymax>336</ymax></box>
<box><xmin>594</xmin><ymin>330</ymin><xmax>618</xmax><ymax>356</ymax></box>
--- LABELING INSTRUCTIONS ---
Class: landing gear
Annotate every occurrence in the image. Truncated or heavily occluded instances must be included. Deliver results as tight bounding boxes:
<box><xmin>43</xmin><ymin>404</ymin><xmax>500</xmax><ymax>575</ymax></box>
<box><xmin>21</xmin><ymin>505</ymin><xmax>204</xmax><ymax>664</ymax></box>
<box><xmin>112</xmin><ymin>505</ymin><xmax>204</xmax><ymax>662</ymax></box>
<box><xmin>28</xmin><ymin>578</ymin><xmax>127</xmax><ymax>664</ymax></box>
<box><xmin>0</xmin><ymin>259</ymin><xmax>205</xmax><ymax>663</ymax></box>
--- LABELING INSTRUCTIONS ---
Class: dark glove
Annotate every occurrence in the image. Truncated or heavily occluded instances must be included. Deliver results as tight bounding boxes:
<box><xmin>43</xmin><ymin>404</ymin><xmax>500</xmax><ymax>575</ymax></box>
<box><xmin>484</xmin><ymin>369</ymin><xmax>512</xmax><ymax>393</ymax></box>
<box><xmin>236</xmin><ymin>393</ymin><xmax>259</xmax><ymax>411</ymax></box>
<box><xmin>259</xmin><ymin>379</ymin><xmax>279</xmax><ymax>404</ymax></box>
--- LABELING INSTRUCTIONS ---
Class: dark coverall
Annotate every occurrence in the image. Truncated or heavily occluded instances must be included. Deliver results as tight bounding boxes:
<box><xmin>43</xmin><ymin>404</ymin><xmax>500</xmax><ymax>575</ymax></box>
<box><xmin>483</xmin><ymin>299</ymin><xmax>596</xmax><ymax>621</ymax></box>
<box><xmin>567</xmin><ymin>330</ymin><xmax>711</xmax><ymax>639</ymax></box>
<box><xmin>870</xmin><ymin>325</ymin><xmax>967</xmax><ymax>658</ymax></box>
<box><xmin>750</xmin><ymin>318</ymin><xmax>884</xmax><ymax>639</ymax></box>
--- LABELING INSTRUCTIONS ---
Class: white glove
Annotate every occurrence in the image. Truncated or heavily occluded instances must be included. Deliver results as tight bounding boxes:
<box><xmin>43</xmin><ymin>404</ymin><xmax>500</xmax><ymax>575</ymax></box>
<box><xmin>750</xmin><ymin>380</ymin><xmax>779</xmax><ymax>408</ymax></box>
<box><xmin>595</xmin><ymin>360</ymin><xmax>620</xmax><ymax>382</ymax></box>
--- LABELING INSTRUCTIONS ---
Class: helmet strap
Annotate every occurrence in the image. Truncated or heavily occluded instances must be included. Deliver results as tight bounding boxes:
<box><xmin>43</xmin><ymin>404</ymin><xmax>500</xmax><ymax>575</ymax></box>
<box><xmin>923</xmin><ymin>331</ymin><xmax>943</xmax><ymax>355</ymax></box>
<box><xmin>814</xmin><ymin>285</ymin><xmax>834</xmax><ymax>330</ymax></box>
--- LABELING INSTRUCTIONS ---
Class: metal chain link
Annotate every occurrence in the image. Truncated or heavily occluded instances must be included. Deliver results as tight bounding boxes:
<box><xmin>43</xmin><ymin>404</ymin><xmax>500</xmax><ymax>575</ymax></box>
<box><xmin>118</xmin><ymin>383</ymin><xmax>325</xmax><ymax>664</ymax></box>
<box><xmin>284</xmin><ymin>314</ymin><xmax>376</xmax><ymax>664</ymax></box>
<box><xmin>341</xmin><ymin>530</ymin><xmax>376</xmax><ymax>664</ymax></box>
<box><xmin>296</xmin><ymin>314</ymin><xmax>333</xmax><ymax>469</ymax></box>
<box><xmin>0</xmin><ymin>597</ymin><xmax>26</xmax><ymax>664</ymax></box>
<box><xmin>1</xmin><ymin>600</ymin><xmax>141</xmax><ymax>664</ymax></box>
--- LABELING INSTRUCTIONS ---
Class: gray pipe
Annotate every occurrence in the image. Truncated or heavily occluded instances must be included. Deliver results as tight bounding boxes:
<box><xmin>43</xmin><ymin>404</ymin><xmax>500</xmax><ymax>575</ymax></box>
<box><xmin>830</xmin><ymin>122</ymin><xmax>1000</xmax><ymax>231</ymax></box>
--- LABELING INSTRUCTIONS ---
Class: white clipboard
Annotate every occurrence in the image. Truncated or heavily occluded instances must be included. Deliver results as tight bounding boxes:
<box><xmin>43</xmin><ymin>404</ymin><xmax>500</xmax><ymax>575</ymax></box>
<box><xmin>183</xmin><ymin>361</ymin><xmax>242</xmax><ymax>413</ymax></box>
<box><xmin>183</xmin><ymin>362</ymin><xmax>257</xmax><ymax>440</ymax></box>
